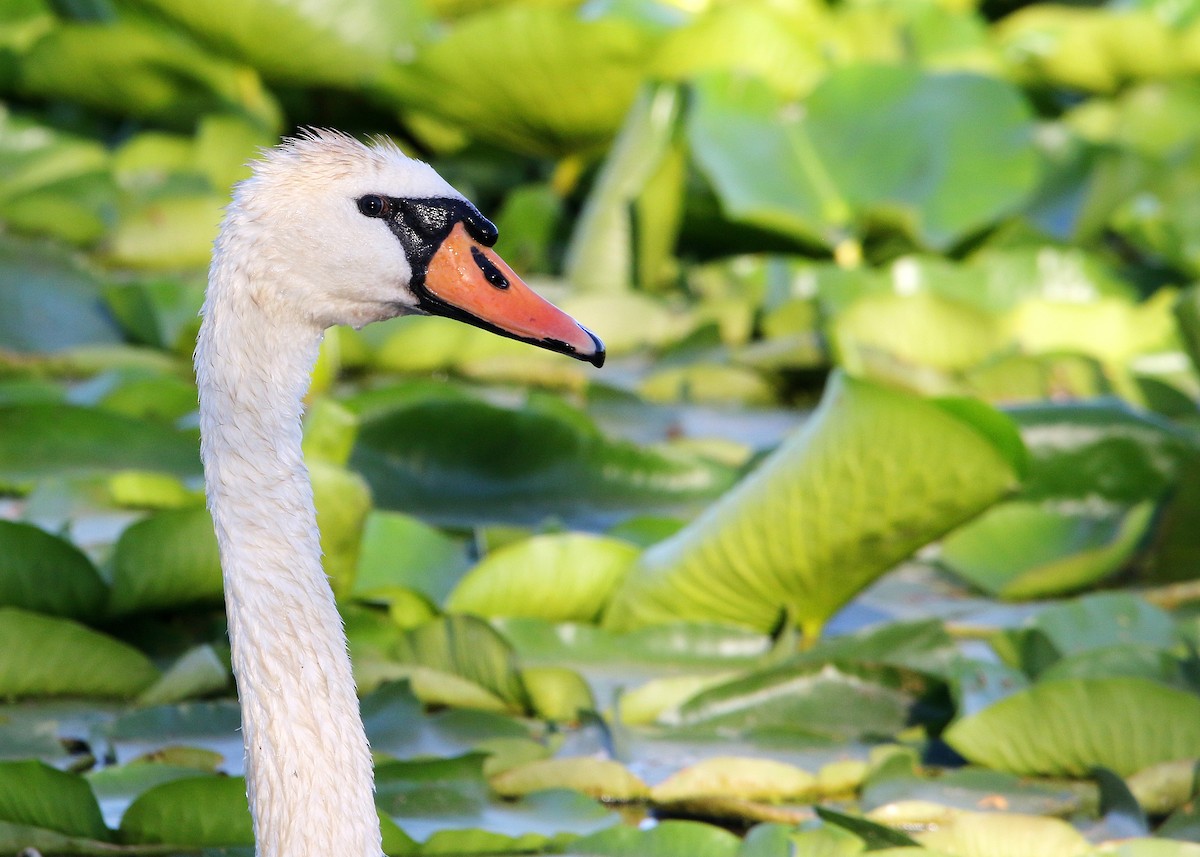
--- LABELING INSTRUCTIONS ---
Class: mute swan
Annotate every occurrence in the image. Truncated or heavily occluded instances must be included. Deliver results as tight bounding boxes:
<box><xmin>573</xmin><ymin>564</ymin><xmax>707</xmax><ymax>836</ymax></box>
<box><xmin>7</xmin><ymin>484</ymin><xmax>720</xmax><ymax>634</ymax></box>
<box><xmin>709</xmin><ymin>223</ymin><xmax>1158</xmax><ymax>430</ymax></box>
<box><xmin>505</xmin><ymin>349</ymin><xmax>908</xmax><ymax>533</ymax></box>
<box><xmin>194</xmin><ymin>129</ymin><xmax>604</xmax><ymax>857</ymax></box>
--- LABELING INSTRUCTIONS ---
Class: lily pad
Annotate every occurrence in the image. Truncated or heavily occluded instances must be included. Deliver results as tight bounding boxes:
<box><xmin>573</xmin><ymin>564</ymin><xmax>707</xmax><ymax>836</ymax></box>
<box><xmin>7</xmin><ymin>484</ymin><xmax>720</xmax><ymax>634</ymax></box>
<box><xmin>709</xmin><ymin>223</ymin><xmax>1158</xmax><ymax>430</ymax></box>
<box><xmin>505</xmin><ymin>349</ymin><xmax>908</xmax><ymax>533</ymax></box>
<box><xmin>604</xmin><ymin>373</ymin><xmax>1024</xmax><ymax>635</ymax></box>
<box><xmin>107</xmin><ymin>507</ymin><xmax>222</xmax><ymax>617</ymax></box>
<box><xmin>353</xmin><ymin>510</ymin><xmax>471</xmax><ymax>603</ymax></box>
<box><xmin>489</xmin><ymin>757</ymin><xmax>648</xmax><ymax>801</ymax></box>
<box><xmin>118</xmin><ymin>774</ymin><xmax>253</xmax><ymax>847</ymax></box>
<box><xmin>939</xmin><ymin>500</ymin><xmax>1155</xmax><ymax>599</ymax></box>
<box><xmin>0</xmin><ymin>236</ymin><xmax>122</xmax><ymax>352</ymax></box>
<box><xmin>0</xmin><ymin>403</ymin><xmax>201</xmax><ymax>486</ymax></box>
<box><xmin>0</xmin><ymin>760</ymin><xmax>110</xmax><ymax>841</ymax></box>
<box><xmin>351</xmin><ymin>392</ymin><xmax>736</xmax><ymax>527</ymax></box>
<box><xmin>0</xmin><ymin>520</ymin><xmax>107</xmax><ymax>620</ymax></box>
<box><xmin>447</xmin><ymin>533</ymin><xmax>639</xmax><ymax>622</ymax></box>
<box><xmin>650</xmin><ymin>756</ymin><xmax>816</xmax><ymax>804</ymax></box>
<box><xmin>0</xmin><ymin>608</ymin><xmax>158</xmax><ymax>699</ymax></box>
<box><xmin>568</xmin><ymin>819</ymin><xmax>741</xmax><ymax>857</ymax></box>
<box><xmin>132</xmin><ymin>0</ymin><xmax>430</xmax><ymax>88</ymax></box>
<box><xmin>945</xmin><ymin>677</ymin><xmax>1200</xmax><ymax>776</ymax></box>
<box><xmin>379</xmin><ymin>5</ymin><xmax>659</xmax><ymax>156</ymax></box>
<box><xmin>688</xmin><ymin>67</ymin><xmax>1038</xmax><ymax>250</ymax></box>
<box><xmin>393</xmin><ymin>615</ymin><xmax>530</xmax><ymax>713</ymax></box>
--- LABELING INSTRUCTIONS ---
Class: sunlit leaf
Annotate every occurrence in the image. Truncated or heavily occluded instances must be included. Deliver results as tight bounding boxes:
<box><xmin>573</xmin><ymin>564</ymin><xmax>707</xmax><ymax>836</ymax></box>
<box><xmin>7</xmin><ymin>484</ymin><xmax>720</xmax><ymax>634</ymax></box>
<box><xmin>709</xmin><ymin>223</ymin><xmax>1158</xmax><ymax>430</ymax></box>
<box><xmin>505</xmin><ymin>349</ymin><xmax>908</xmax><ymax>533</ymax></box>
<box><xmin>447</xmin><ymin>533</ymin><xmax>638</xmax><ymax>621</ymax></box>
<box><xmin>652</xmin><ymin>2</ymin><xmax>827</xmax><ymax>98</ymax></box>
<box><xmin>310</xmin><ymin>461</ymin><xmax>371</xmax><ymax>599</ymax></box>
<box><xmin>0</xmin><ymin>608</ymin><xmax>158</xmax><ymax>698</ymax></box>
<box><xmin>914</xmin><ymin>807</ymin><xmax>1090</xmax><ymax>856</ymax></box>
<box><xmin>564</xmin><ymin>83</ymin><xmax>686</xmax><ymax>293</ymax></box>
<box><xmin>133</xmin><ymin>0</ymin><xmax>430</xmax><ymax>88</ymax></box>
<box><xmin>353</xmin><ymin>510</ymin><xmax>470</xmax><ymax>603</ymax></box>
<box><xmin>651</xmin><ymin>757</ymin><xmax>816</xmax><ymax>804</ymax></box>
<box><xmin>521</xmin><ymin>666</ymin><xmax>594</xmax><ymax>722</ymax></box>
<box><xmin>945</xmin><ymin>677</ymin><xmax>1200</xmax><ymax>776</ymax></box>
<box><xmin>379</xmin><ymin>5</ymin><xmax>659</xmax><ymax>157</ymax></box>
<box><xmin>604</xmin><ymin>373</ymin><xmax>1024</xmax><ymax>635</ymax></box>
<box><xmin>489</xmin><ymin>757</ymin><xmax>648</xmax><ymax>800</ymax></box>
<box><xmin>393</xmin><ymin>615</ymin><xmax>530</xmax><ymax>712</ymax></box>
<box><xmin>1126</xmin><ymin>758</ymin><xmax>1200</xmax><ymax>815</ymax></box>
<box><xmin>17</xmin><ymin>21</ymin><xmax>280</xmax><ymax>130</ymax></box>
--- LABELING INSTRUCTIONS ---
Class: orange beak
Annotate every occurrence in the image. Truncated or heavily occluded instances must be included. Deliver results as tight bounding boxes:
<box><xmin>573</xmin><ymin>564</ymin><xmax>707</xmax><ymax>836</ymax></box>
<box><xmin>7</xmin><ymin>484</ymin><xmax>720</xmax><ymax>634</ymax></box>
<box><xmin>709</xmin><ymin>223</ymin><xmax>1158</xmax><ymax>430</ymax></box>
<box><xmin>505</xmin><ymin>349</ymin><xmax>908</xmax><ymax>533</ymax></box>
<box><xmin>416</xmin><ymin>223</ymin><xmax>605</xmax><ymax>368</ymax></box>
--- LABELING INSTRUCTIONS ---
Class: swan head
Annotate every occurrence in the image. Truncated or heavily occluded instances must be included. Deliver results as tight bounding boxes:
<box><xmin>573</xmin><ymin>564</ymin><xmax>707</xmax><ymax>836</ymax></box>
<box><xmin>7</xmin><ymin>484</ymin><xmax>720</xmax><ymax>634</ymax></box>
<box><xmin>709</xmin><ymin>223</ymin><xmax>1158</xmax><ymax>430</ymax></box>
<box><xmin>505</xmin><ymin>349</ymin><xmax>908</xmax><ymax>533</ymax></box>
<box><xmin>221</xmin><ymin>128</ymin><xmax>604</xmax><ymax>367</ymax></box>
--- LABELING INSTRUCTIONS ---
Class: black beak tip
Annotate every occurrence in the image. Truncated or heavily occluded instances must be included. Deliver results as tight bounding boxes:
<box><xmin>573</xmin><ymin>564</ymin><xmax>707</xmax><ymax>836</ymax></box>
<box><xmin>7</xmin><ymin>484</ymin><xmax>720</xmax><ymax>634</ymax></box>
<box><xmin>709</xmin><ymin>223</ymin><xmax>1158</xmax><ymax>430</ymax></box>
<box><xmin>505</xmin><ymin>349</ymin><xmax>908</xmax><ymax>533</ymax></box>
<box><xmin>582</xmin><ymin>327</ymin><xmax>605</xmax><ymax>368</ymax></box>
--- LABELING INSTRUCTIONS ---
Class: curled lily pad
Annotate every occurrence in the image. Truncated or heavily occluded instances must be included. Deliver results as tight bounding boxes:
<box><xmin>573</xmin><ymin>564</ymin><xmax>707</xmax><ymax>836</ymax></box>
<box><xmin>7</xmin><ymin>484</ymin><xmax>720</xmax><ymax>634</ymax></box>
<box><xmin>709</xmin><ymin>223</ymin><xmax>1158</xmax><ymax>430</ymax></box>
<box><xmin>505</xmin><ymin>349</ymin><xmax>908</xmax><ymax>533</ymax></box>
<box><xmin>604</xmin><ymin>373</ymin><xmax>1024</xmax><ymax>636</ymax></box>
<box><xmin>939</xmin><ymin>500</ymin><xmax>1155</xmax><ymax>599</ymax></box>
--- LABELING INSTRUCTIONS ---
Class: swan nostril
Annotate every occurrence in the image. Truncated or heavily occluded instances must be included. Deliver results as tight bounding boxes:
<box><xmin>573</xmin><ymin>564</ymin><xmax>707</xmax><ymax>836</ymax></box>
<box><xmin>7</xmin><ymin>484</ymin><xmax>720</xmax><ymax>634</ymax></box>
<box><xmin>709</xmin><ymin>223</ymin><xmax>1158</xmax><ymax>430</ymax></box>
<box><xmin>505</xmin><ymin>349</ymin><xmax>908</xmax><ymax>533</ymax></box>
<box><xmin>471</xmin><ymin>246</ymin><xmax>509</xmax><ymax>290</ymax></box>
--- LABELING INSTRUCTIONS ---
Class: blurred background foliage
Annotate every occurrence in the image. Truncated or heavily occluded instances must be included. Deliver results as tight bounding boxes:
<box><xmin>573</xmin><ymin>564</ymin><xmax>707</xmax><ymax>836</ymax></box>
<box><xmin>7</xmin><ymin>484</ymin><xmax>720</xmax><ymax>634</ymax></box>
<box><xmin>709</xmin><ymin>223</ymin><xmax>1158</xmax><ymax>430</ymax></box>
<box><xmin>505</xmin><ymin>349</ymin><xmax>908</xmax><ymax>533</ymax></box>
<box><xmin>7</xmin><ymin>0</ymin><xmax>1200</xmax><ymax>853</ymax></box>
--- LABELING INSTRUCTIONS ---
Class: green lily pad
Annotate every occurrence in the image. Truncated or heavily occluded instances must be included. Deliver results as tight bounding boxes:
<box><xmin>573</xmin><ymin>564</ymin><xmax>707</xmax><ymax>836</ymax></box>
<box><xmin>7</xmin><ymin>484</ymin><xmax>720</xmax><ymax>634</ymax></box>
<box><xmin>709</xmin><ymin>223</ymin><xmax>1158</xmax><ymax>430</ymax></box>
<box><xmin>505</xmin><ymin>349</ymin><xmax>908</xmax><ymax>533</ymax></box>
<box><xmin>663</xmin><ymin>662</ymin><xmax>916</xmax><ymax>741</ymax></box>
<box><xmin>132</xmin><ymin>0</ymin><xmax>430</xmax><ymax>88</ymax></box>
<box><xmin>351</xmin><ymin>392</ymin><xmax>736</xmax><ymax>527</ymax></box>
<box><xmin>393</xmin><ymin>615</ymin><xmax>530</xmax><ymax>713</ymax></box>
<box><xmin>1008</xmin><ymin>400</ymin><xmax>1195</xmax><ymax>504</ymax></box>
<box><xmin>0</xmin><ymin>112</ymin><xmax>114</xmax><ymax>246</ymax></box>
<box><xmin>379</xmin><ymin>5</ymin><xmax>659</xmax><ymax>156</ymax></box>
<box><xmin>689</xmin><ymin>67</ymin><xmax>1038</xmax><ymax>250</ymax></box>
<box><xmin>939</xmin><ymin>500</ymin><xmax>1155</xmax><ymax>599</ymax></box>
<box><xmin>569</xmin><ymin>819</ymin><xmax>741</xmax><ymax>857</ymax></box>
<box><xmin>604</xmin><ymin>373</ymin><xmax>1024</xmax><ymax>635</ymax></box>
<box><xmin>118</xmin><ymin>774</ymin><xmax>253</xmax><ymax>847</ymax></box>
<box><xmin>107</xmin><ymin>507</ymin><xmax>222</xmax><ymax>617</ymax></box>
<box><xmin>945</xmin><ymin>677</ymin><xmax>1200</xmax><ymax>776</ymax></box>
<box><xmin>17</xmin><ymin>20</ymin><xmax>280</xmax><ymax>130</ymax></box>
<box><xmin>0</xmin><ymin>608</ymin><xmax>158</xmax><ymax>699</ymax></box>
<box><xmin>0</xmin><ymin>403</ymin><xmax>201</xmax><ymax>487</ymax></box>
<box><xmin>651</xmin><ymin>757</ymin><xmax>816</xmax><ymax>804</ymax></box>
<box><xmin>0</xmin><ymin>520</ymin><xmax>107</xmax><ymax>620</ymax></box>
<box><xmin>353</xmin><ymin>510</ymin><xmax>471</xmax><ymax>603</ymax></box>
<box><xmin>0</xmin><ymin>236</ymin><xmax>123</xmax><ymax>352</ymax></box>
<box><xmin>490</xmin><ymin>757</ymin><xmax>648</xmax><ymax>801</ymax></box>
<box><xmin>0</xmin><ymin>760</ymin><xmax>110</xmax><ymax>841</ymax></box>
<box><xmin>447</xmin><ymin>533</ymin><xmax>638</xmax><ymax>622</ymax></box>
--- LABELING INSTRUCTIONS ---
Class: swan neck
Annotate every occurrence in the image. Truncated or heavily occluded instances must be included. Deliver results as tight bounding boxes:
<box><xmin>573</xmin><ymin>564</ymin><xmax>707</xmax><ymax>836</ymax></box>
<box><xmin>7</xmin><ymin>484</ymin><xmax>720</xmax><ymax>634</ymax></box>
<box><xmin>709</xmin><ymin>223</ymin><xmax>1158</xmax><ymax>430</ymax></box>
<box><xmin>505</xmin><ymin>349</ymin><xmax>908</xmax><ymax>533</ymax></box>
<box><xmin>197</xmin><ymin>255</ymin><xmax>381</xmax><ymax>857</ymax></box>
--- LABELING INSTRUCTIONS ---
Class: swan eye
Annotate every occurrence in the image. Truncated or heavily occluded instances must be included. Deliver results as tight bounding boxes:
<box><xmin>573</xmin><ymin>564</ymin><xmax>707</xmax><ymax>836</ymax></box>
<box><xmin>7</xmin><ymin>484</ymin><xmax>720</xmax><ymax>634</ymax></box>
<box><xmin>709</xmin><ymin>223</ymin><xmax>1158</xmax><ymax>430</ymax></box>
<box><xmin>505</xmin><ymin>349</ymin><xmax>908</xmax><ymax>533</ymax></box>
<box><xmin>357</xmin><ymin>195</ymin><xmax>389</xmax><ymax>218</ymax></box>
